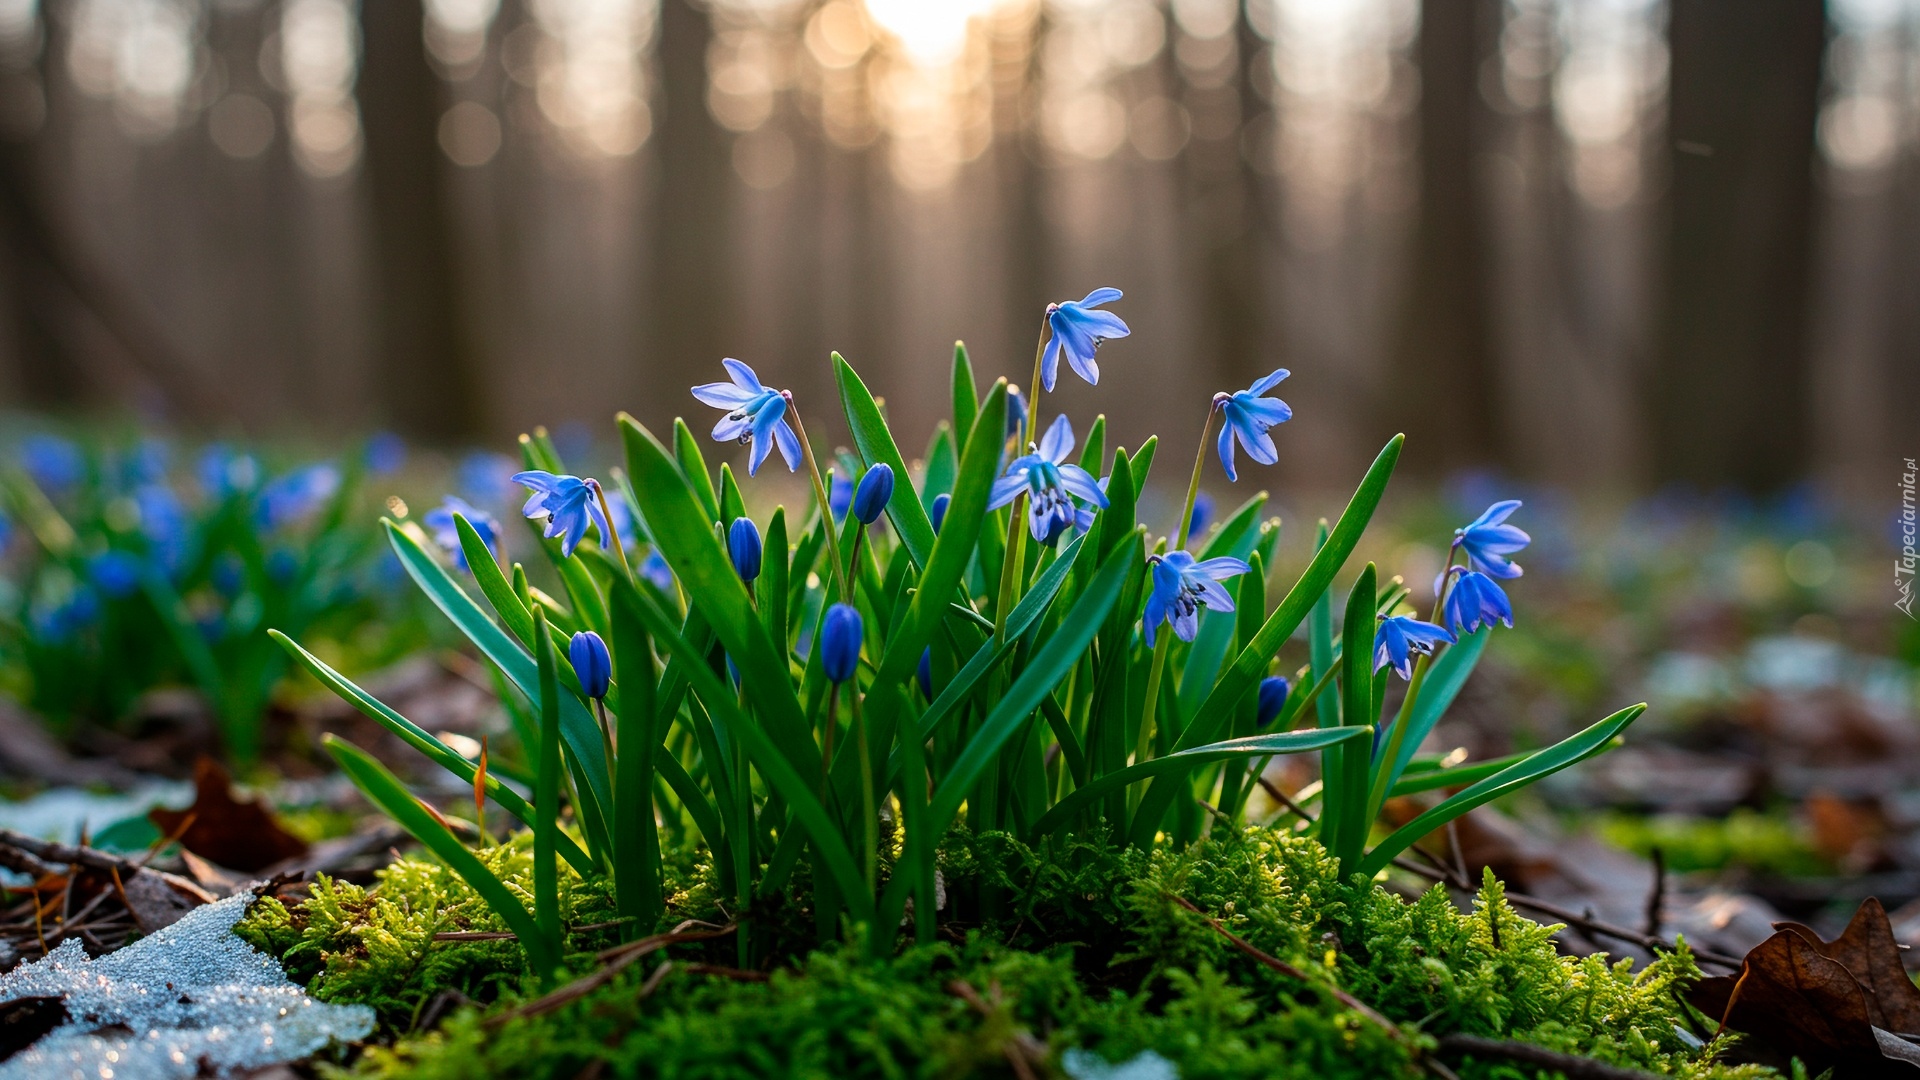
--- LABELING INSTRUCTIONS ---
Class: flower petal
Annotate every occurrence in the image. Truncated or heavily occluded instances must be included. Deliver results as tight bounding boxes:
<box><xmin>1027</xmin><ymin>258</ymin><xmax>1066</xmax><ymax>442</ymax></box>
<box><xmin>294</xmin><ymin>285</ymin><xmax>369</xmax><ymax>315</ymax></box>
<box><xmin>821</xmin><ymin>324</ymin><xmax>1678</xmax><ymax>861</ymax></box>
<box><xmin>1038</xmin><ymin>414</ymin><xmax>1075</xmax><ymax>463</ymax></box>
<box><xmin>1057</xmin><ymin>465</ymin><xmax>1109</xmax><ymax>507</ymax></box>
<box><xmin>1249</xmin><ymin>367</ymin><xmax>1291</xmax><ymax>395</ymax></box>
<box><xmin>1078</xmin><ymin>287</ymin><xmax>1122</xmax><ymax>307</ymax></box>
<box><xmin>1236</xmin><ymin>396</ymin><xmax>1293</xmax><ymax>427</ymax></box>
<box><xmin>512</xmin><ymin>470</ymin><xmax>560</xmax><ymax>493</ymax></box>
<box><xmin>1040</xmin><ymin>336</ymin><xmax>1063</xmax><ymax>393</ymax></box>
<box><xmin>1194</xmin><ymin>556</ymin><xmax>1251</xmax><ymax>580</ymax></box>
<box><xmin>721</xmin><ymin>358</ymin><xmax>765</xmax><ymax>393</ymax></box>
<box><xmin>712</xmin><ymin>414</ymin><xmax>752</xmax><ymax>442</ymax></box>
<box><xmin>1217</xmin><ymin>421</ymin><xmax>1238</xmax><ymax>482</ymax></box>
<box><xmin>1068</xmin><ymin>308</ymin><xmax>1130</xmax><ymax>340</ymax></box>
<box><xmin>773</xmin><ymin>418</ymin><xmax>802</xmax><ymax>472</ymax></box>
<box><xmin>1466</xmin><ymin>500</ymin><xmax>1522</xmax><ymax>531</ymax></box>
<box><xmin>1191</xmin><ymin>576</ymin><xmax>1235</xmax><ymax>611</ymax></box>
<box><xmin>987</xmin><ymin>473</ymin><xmax>1027</xmax><ymax>510</ymax></box>
<box><xmin>692</xmin><ymin>382</ymin><xmax>760</xmax><ymax>409</ymax></box>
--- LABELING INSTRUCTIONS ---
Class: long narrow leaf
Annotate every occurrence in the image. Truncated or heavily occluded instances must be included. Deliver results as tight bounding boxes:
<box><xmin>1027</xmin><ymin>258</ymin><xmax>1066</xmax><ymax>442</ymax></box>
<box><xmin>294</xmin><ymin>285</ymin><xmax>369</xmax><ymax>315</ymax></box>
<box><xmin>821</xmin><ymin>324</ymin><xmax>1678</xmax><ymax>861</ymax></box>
<box><xmin>836</xmin><ymin>353</ymin><xmax>937</xmax><ymax>571</ymax></box>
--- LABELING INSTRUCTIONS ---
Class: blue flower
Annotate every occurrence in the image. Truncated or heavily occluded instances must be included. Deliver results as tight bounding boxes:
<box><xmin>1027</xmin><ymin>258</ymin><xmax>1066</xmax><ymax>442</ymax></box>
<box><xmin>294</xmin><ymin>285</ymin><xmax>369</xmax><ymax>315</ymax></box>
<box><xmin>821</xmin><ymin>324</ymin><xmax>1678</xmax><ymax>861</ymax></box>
<box><xmin>1440</xmin><ymin>568</ymin><xmax>1513</xmax><ymax>636</ymax></box>
<box><xmin>1143</xmin><ymin>549</ymin><xmax>1250</xmax><ymax>646</ymax></box>
<box><xmin>728</xmin><ymin>517</ymin><xmax>762</xmax><ymax>582</ymax></box>
<box><xmin>829</xmin><ymin>472</ymin><xmax>853</xmax><ymax>521</ymax></box>
<box><xmin>570</xmin><ymin>630</ymin><xmax>612</xmax><ymax>700</ymax></box>
<box><xmin>365</xmin><ymin>432</ymin><xmax>407</xmax><ymax>476</ymax></box>
<box><xmin>122</xmin><ymin>439</ymin><xmax>169</xmax><ymax>486</ymax></box>
<box><xmin>929</xmin><ymin>493</ymin><xmax>951</xmax><ymax>533</ymax></box>
<box><xmin>821</xmin><ymin>603</ymin><xmax>863</xmax><ymax>684</ymax></box>
<box><xmin>641</xmin><ymin>550</ymin><xmax>674</xmax><ymax>593</ymax></box>
<box><xmin>255</xmin><ymin>464</ymin><xmax>340</xmax><ymax>530</ymax></box>
<box><xmin>1188</xmin><ymin>492</ymin><xmax>1214</xmax><ymax>538</ymax></box>
<box><xmin>512</xmin><ymin>471</ymin><xmax>609</xmax><ymax>558</ymax></box>
<box><xmin>852</xmin><ymin>463</ymin><xmax>893</xmax><ymax>525</ymax></box>
<box><xmin>22</xmin><ymin>435</ymin><xmax>83</xmax><ymax>493</ymax></box>
<box><xmin>917</xmin><ymin>647</ymin><xmax>933</xmax><ymax>700</ymax></box>
<box><xmin>1217</xmin><ymin>369</ymin><xmax>1292</xmax><ymax>482</ymax></box>
<box><xmin>89</xmin><ymin>551</ymin><xmax>144</xmax><ymax>598</ymax></box>
<box><xmin>987</xmin><ymin>415</ymin><xmax>1109</xmax><ymax>542</ymax></box>
<box><xmin>0</xmin><ymin>510</ymin><xmax>11</xmax><ymax>551</ymax></box>
<box><xmin>424</xmin><ymin>496</ymin><xmax>500</xmax><ymax>571</ymax></box>
<box><xmin>457</xmin><ymin>451</ymin><xmax>519</xmax><ymax>504</ymax></box>
<box><xmin>134</xmin><ymin>485</ymin><xmax>187</xmax><ymax>570</ymax></box>
<box><xmin>1373</xmin><ymin>614</ymin><xmax>1455</xmax><ymax>681</ymax></box>
<box><xmin>691</xmin><ymin>358</ymin><xmax>800</xmax><ymax>476</ymax></box>
<box><xmin>1041</xmin><ymin>288</ymin><xmax>1130</xmax><ymax>391</ymax></box>
<box><xmin>198</xmin><ymin>444</ymin><xmax>258</xmax><ymax>498</ymax></box>
<box><xmin>1454</xmin><ymin>500</ymin><xmax>1529</xmax><ymax>579</ymax></box>
<box><xmin>1005</xmin><ymin>385</ymin><xmax>1027</xmax><ymax>437</ymax></box>
<box><xmin>267</xmin><ymin>549</ymin><xmax>300</xmax><ymax>583</ymax></box>
<box><xmin>1257</xmin><ymin>675</ymin><xmax>1290</xmax><ymax>727</ymax></box>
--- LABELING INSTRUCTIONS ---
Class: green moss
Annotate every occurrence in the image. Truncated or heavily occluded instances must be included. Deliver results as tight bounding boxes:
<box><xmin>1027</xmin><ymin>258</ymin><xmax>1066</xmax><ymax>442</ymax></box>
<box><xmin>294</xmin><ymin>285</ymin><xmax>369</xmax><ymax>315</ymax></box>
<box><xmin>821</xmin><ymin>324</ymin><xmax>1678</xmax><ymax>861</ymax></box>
<box><xmin>250</xmin><ymin>827</ymin><xmax>1774</xmax><ymax>1079</ymax></box>
<box><xmin>1594</xmin><ymin>810</ymin><xmax>1828</xmax><ymax>876</ymax></box>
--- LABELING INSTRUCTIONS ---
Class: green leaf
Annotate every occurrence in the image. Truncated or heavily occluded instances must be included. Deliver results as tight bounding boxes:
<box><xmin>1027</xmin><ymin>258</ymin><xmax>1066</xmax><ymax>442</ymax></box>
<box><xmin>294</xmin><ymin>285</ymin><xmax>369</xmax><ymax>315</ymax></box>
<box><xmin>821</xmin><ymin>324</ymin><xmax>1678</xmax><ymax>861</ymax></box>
<box><xmin>674</xmin><ymin>418</ymin><xmax>722</xmax><ymax>525</ymax></box>
<box><xmin>1357</xmin><ymin>704</ymin><xmax>1647</xmax><ymax>879</ymax></box>
<box><xmin>324</xmin><ymin>735</ymin><xmax>559</xmax><ymax>976</ymax></box>
<box><xmin>1387</xmin><ymin>750</ymin><xmax>1527</xmax><ymax>797</ymax></box>
<box><xmin>760</xmin><ymin>508</ymin><xmax>791</xmax><ymax>659</ymax></box>
<box><xmin>609</xmin><ymin>576</ymin><xmax>662</xmax><ymax>937</ymax></box>
<box><xmin>456</xmin><ymin>515</ymin><xmax>535</xmax><ymax>646</ymax></box>
<box><xmin>1329</xmin><ymin>564</ymin><xmax>1377</xmax><ymax>874</ymax></box>
<box><xmin>531</xmin><ymin>606</ymin><xmax>564</xmax><ymax>943</ymax></box>
<box><xmin>719</xmin><ymin>464</ymin><xmax>747</xmax><ymax>524</ymax></box>
<box><xmin>835</xmin><ymin>353</ymin><xmax>936</xmax><ymax>572</ymax></box>
<box><xmin>1078</xmin><ymin>415</ymin><xmax>1106</xmax><ymax>476</ymax></box>
<box><xmin>1128</xmin><ymin>436</ymin><xmax>1402</xmax><ymax>848</ymax></box>
<box><xmin>384</xmin><ymin>519</ymin><xmax>613</xmax><ymax>860</ymax></box>
<box><xmin>1031</xmin><ymin>727</ymin><xmax>1371</xmax><ymax>837</ymax></box>
<box><xmin>271</xmin><ymin>629</ymin><xmax>594</xmax><ymax>875</ymax></box>
<box><xmin>951</xmin><ymin>341</ymin><xmax>978</xmax><ymax>441</ymax></box>
<box><xmin>1128</xmin><ymin>437</ymin><xmax>1157</xmax><ymax>501</ymax></box>
<box><xmin>923</xmin><ymin>424</ymin><xmax>957</xmax><ymax>509</ymax></box>
<box><xmin>1383</xmin><ymin>629</ymin><xmax>1489</xmax><ymax>799</ymax></box>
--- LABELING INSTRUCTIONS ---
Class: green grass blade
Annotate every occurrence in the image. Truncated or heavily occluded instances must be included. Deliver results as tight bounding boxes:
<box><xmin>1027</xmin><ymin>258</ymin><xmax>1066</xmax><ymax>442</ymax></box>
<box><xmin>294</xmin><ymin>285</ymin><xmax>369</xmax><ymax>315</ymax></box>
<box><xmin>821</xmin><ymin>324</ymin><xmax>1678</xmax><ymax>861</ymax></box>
<box><xmin>835</xmin><ymin>352</ymin><xmax>936</xmax><ymax>571</ymax></box>
<box><xmin>673</xmin><ymin>418</ymin><xmax>722</xmax><ymax>524</ymax></box>
<box><xmin>456</xmin><ymin>515</ymin><xmax>535</xmax><ymax>646</ymax></box>
<box><xmin>1331</xmin><ymin>564</ymin><xmax>1377</xmax><ymax>875</ymax></box>
<box><xmin>1030</xmin><ymin>727</ymin><xmax>1371</xmax><ymax>838</ymax></box>
<box><xmin>1387</xmin><ymin>750</ymin><xmax>1527</xmax><ymax>797</ymax></box>
<box><xmin>1383</xmin><ymin>630</ymin><xmax>1488</xmax><ymax>798</ymax></box>
<box><xmin>532</xmin><ymin>607</ymin><xmax>564</xmax><ymax>943</ymax></box>
<box><xmin>1357</xmin><ymin>704</ymin><xmax>1647</xmax><ymax>879</ymax></box>
<box><xmin>324</xmin><ymin>735</ymin><xmax>559</xmax><ymax>976</ymax></box>
<box><xmin>951</xmin><ymin>341</ymin><xmax>977</xmax><ymax>442</ymax></box>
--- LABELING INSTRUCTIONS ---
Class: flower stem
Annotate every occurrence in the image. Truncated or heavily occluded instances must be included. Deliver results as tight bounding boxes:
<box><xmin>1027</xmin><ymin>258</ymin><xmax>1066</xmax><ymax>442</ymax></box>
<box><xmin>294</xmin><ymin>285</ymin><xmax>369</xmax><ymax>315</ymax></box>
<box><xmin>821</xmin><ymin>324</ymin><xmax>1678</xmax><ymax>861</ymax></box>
<box><xmin>1363</xmin><ymin>548</ymin><xmax>1461</xmax><ymax>824</ymax></box>
<box><xmin>589</xmin><ymin>479</ymin><xmax>635</xmax><ymax>584</ymax></box>
<box><xmin>733</xmin><ymin>677</ymin><xmax>753</xmax><ymax>969</ymax></box>
<box><xmin>992</xmin><ymin>316</ymin><xmax>1054</xmax><ymax>639</ymax></box>
<box><xmin>852</xmin><ymin>686</ymin><xmax>875</xmax><ymax>897</ymax></box>
<box><xmin>782</xmin><ymin>395</ymin><xmax>852</xmax><ymax>604</ymax></box>
<box><xmin>1134</xmin><ymin>401</ymin><xmax>1224</xmax><ymax>771</ymax></box>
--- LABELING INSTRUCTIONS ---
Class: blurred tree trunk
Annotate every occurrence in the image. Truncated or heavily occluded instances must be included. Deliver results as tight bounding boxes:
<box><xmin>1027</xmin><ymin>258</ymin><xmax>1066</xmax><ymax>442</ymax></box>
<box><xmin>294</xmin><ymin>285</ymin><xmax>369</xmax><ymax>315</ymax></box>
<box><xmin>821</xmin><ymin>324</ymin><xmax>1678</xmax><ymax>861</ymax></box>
<box><xmin>357</xmin><ymin>0</ymin><xmax>482</xmax><ymax>441</ymax></box>
<box><xmin>998</xmin><ymin>10</ymin><xmax>1047</xmax><ymax>379</ymax></box>
<box><xmin>1388</xmin><ymin>0</ymin><xmax>1505</xmax><ymax>474</ymax></box>
<box><xmin>648</xmin><ymin>0</ymin><xmax>730</xmax><ymax>395</ymax></box>
<box><xmin>1885</xmin><ymin>119</ymin><xmax>1920</xmax><ymax>446</ymax></box>
<box><xmin>1649</xmin><ymin>0</ymin><xmax>1827</xmax><ymax>491</ymax></box>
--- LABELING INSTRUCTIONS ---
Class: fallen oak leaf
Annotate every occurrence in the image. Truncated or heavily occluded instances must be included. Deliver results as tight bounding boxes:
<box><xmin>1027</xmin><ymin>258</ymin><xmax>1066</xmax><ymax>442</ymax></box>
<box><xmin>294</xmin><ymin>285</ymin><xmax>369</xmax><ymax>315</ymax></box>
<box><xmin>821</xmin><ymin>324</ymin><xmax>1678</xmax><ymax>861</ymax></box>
<box><xmin>1772</xmin><ymin>898</ymin><xmax>1920</xmax><ymax>1035</ymax></box>
<box><xmin>148</xmin><ymin>757</ymin><xmax>307</xmax><ymax>873</ymax></box>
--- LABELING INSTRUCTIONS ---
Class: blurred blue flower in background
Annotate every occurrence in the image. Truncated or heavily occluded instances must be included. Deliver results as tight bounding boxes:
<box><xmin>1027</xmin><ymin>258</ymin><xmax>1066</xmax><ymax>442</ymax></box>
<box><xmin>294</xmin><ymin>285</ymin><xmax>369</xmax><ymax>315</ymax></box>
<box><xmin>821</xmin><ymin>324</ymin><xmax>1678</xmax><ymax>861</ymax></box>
<box><xmin>1143</xmin><ymin>549</ymin><xmax>1249</xmax><ymax>646</ymax></box>
<box><xmin>988</xmin><ymin>415</ymin><xmax>1107</xmax><ymax>542</ymax></box>
<box><xmin>457</xmin><ymin>451</ymin><xmax>520</xmax><ymax>505</ymax></box>
<box><xmin>88</xmin><ymin>551</ymin><xmax>144</xmax><ymax>598</ymax></box>
<box><xmin>929</xmin><ymin>493</ymin><xmax>950</xmax><ymax>533</ymax></box>
<box><xmin>267</xmin><ymin>549</ymin><xmax>300</xmax><ymax>584</ymax></box>
<box><xmin>1454</xmin><ymin>500</ymin><xmax>1529</xmax><ymax>579</ymax></box>
<box><xmin>122</xmin><ymin>438</ymin><xmax>170</xmax><ymax>486</ymax></box>
<box><xmin>256</xmin><ymin>464</ymin><xmax>341</xmax><ymax>530</ymax></box>
<box><xmin>640</xmin><ymin>550</ymin><xmax>674</xmax><ymax>594</ymax></box>
<box><xmin>1217</xmin><ymin>369</ymin><xmax>1292</xmax><ymax>482</ymax></box>
<box><xmin>692</xmin><ymin>359</ymin><xmax>800</xmax><ymax>475</ymax></box>
<box><xmin>830</xmin><ymin>472</ymin><xmax>853</xmax><ymax>521</ymax></box>
<box><xmin>1005</xmin><ymin>385</ymin><xmax>1026</xmax><ymax>438</ymax></box>
<box><xmin>1373</xmin><ymin>614</ymin><xmax>1454</xmax><ymax>680</ymax></box>
<box><xmin>424</xmin><ymin>496</ymin><xmax>500</xmax><ymax>571</ymax></box>
<box><xmin>364</xmin><ymin>432</ymin><xmax>407</xmax><ymax>476</ymax></box>
<box><xmin>23</xmin><ymin>435</ymin><xmax>84</xmax><ymax>493</ymax></box>
<box><xmin>1187</xmin><ymin>492</ymin><xmax>1214</xmax><ymax>538</ymax></box>
<box><xmin>1041</xmin><ymin>288</ymin><xmax>1130</xmax><ymax>391</ymax></box>
<box><xmin>197</xmin><ymin>444</ymin><xmax>258</xmax><ymax>498</ymax></box>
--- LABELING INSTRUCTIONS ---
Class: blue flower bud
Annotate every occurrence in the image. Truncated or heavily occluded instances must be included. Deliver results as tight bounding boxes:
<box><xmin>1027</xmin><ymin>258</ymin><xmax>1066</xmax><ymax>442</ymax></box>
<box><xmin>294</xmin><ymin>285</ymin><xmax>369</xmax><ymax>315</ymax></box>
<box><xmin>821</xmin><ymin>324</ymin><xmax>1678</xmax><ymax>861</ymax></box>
<box><xmin>570</xmin><ymin>630</ymin><xmax>612</xmax><ymax>700</ymax></box>
<box><xmin>88</xmin><ymin>551</ymin><xmax>144</xmax><ymax>599</ymax></box>
<box><xmin>821</xmin><ymin>603</ymin><xmax>862</xmax><ymax>684</ymax></box>
<box><xmin>917</xmin><ymin>647</ymin><xmax>933</xmax><ymax>700</ymax></box>
<box><xmin>929</xmin><ymin>493</ymin><xmax>950</xmax><ymax>533</ymax></box>
<box><xmin>1257</xmin><ymin>676</ymin><xmax>1290</xmax><ymax>728</ymax></box>
<box><xmin>728</xmin><ymin>517</ymin><xmax>763</xmax><ymax>582</ymax></box>
<box><xmin>852</xmin><ymin>463</ymin><xmax>893</xmax><ymax>525</ymax></box>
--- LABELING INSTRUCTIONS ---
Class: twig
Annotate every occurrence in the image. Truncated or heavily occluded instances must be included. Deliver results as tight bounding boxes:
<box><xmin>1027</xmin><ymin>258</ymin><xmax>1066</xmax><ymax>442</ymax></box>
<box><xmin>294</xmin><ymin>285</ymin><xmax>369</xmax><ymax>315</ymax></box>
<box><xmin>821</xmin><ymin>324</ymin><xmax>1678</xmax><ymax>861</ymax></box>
<box><xmin>485</xmin><ymin>922</ymin><xmax>736</xmax><ymax>1026</ymax></box>
<box><xmin>946</xmin><ymin>979</ymin><xmax>1047</xmax><ymax>1080</ymax></box>
<box><xmin>1643</xmin><ymin>847</ymin><xmax>1666</xmax><ymax>940</ymax></box>
<box><xmin>1164</xmin><ymin>893</ymin><xmax>1401</xmax><ymax>1035</ymax></box>
<box><xmin>1436</xmin><ymin>1034</ymin><xmax>1667</xmax><ymax>1080</ymax></box>
<box><xmin>1255</xmin><ymin>776</ymin><xmax>1315</xmax><ymax>824</ymax></box>
<box><xmin>1389</xmin><ymin>856</ymin><xmax>1744</xmax><ymax>970</ymax></box>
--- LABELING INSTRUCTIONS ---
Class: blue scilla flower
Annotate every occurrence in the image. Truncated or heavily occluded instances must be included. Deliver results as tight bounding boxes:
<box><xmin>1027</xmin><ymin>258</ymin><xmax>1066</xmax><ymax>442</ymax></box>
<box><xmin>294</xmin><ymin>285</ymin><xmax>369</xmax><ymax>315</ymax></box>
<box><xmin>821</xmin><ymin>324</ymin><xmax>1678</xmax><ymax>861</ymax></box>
<box><xmin>1217</xmin><ymin>369</ymin><xmax>1293</xmax><ymax>483</ymax></box>
<box><xmin>1454</xmin><ymin>500</ymin><xmax>1529</xmax><ymax>579</ymax></box>
<box><xmin>821</xmin><ymin>603</ymin><xmax>862</xmax><ymax>684</ymax></box>
<box><xmin>570</xmin><ymin>630</ymin><xmax>612</xmax><ymax>700</ymax></box>
<box><xmin>1143</xmin><ymin>549</ymin><xmax>1251</xmax><ymax>647</ymax></box>
<box><xmin>22</xmin><ymin>434</ymin><xmax>83</xmax><ymax>493</ymax></box>
<box><xmin>122</xmin><ymin>439</ymin><xmax>169</xmax><ymax>486</ymax></box>
<box><xmin>728</xmin><ymin>517</ymin><xmax>762</xmax><ymax>582</ymax></box>
<box><xmin>365</xmin><ymin>432</ymin><xmax>407</xmax><ymax>476</ymax></box>
<box><xmin>1041</xmin><ymin>288</ymin><xmax>1130</xmax><ymax>391</ymax></box>
<box><xmin>135</xmin><ymin>485</ymin><xmax>184</xmax><ymax>548</ymax></box>
<box><xmin>0</xmin><ymin>509</ymin><xmax>12</xmax><ymax>550</ymax></box>
<box><xmin>988</xmin><ymin>414</ymin><xmax>1108</xmax><ymax>542</ymax></box>
<box><xmin>641</xmin><ymin>550</ymin><xmax>674</xmax><ymax>593</ymax></box>
<box><xmin>1257</xmin><ymin>675</ymin><xmax>1290</xmax><ymax>728</ymax></box>
<box><xmin>457</xmin><ymin>451</ymin><xmax>519</xmax><ymax>504</ymax></box>
<box><xmin>256</xmin><ymin>464</ymin><xmax>340</xmax><ymax>530</ymax></box>
<box><xmin>424</xmin><ymin>496</ymin><xmax>500</xmax><ymax>571</ymax></box>
<box><xmin>89</xmin><ymin>550</ymin><xmax>144</xmax><ymax>599</ymax></box>
<box><xmin>1440</xmin><ymin>568</ymin><xmax>1513</xmax><ymax>636</ymax></box>
<box><xmin>692</xmin><ymin>358</ymin><xmax>801</xmax><ymax>476</ymax></box>
<box><xmin>853</xmin><ymin>463</ymin><xmax>893</xmax><ymax>526</ymax></box>
<box><xmin>512</xmin><ymin>470</ymin><xmax>609</xmax><ymax>558</ymax></box>
<box><xmin>1188</xmin><ymin>492</ymin><xmax>1214</xmax><ymax>538</ymax></box>
<box><xmin>1005</xmin><ymin>385</ymin><xmax>1027</xmax><ymax>438</ymax></box>
<box><xmin>197</xmin><ymin>444</ymin><xmax>258</xmax><ymax>498</ymax></box>
<box><xmin>1373</xmin><ymin>614</ymin><xmax>1455</xmax><ymax>681</ymax></box>
<box><xmin>929</xmin><ymin>493</ymin><xmax>951</xmax><ymax>533</ymax></box>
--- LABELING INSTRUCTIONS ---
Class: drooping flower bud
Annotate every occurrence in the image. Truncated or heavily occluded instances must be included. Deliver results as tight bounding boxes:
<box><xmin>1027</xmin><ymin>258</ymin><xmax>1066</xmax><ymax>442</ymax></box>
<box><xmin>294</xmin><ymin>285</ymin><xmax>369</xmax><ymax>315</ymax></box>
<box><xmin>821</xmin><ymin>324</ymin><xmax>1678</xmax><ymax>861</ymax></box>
<box><xmin>821</xmin><ymin>603</ymin><xmax>863</xmax><ymax>684</ymax></box>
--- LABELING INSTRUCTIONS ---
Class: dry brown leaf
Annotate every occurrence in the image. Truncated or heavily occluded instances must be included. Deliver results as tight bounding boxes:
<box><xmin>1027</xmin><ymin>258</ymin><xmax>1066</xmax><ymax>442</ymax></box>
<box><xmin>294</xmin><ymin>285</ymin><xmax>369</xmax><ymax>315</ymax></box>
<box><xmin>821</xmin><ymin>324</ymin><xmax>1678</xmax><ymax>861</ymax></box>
<box><xmin>148</xmin><ymin>757</ymin><xmax>307</xmax><ymax>873</ymax></box>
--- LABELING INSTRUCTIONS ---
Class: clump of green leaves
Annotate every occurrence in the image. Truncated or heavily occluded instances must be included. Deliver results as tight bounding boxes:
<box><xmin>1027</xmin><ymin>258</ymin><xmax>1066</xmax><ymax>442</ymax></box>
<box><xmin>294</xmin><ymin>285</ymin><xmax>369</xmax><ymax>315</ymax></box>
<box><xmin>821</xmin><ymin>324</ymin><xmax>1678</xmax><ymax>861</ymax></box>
<box><xmin>1596</xmin><ymin>810</ymin><xmax>1829</xmax><ymax>877</ymax></box>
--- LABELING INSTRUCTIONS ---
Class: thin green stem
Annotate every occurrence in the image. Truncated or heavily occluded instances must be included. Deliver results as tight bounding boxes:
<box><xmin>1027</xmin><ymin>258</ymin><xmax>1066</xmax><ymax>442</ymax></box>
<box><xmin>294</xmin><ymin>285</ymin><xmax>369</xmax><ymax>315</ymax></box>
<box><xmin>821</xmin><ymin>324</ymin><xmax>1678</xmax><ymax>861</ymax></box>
<box><xmin>733</xmin><ymin>674</ymin><xmax>753</xmax><ymax>968</ymax></box>
<box><xmin>1363</xmin><ymin>547</ymin><xmax>1462</xmax><ymax>825</ymax></box>
<box><xmin>852</xmin><ymin>686</ymin><xmax>875</xmax><ymax>898</ymax></box>
<box><xmin>782</xmin><ymin>394</ymin><xmax>852</xmax><ymax>604</ymax></box>
<box><xmin>589</xmin><ymin>479</ymin><xmax>634</xmax><ymax>584</ymax></box>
